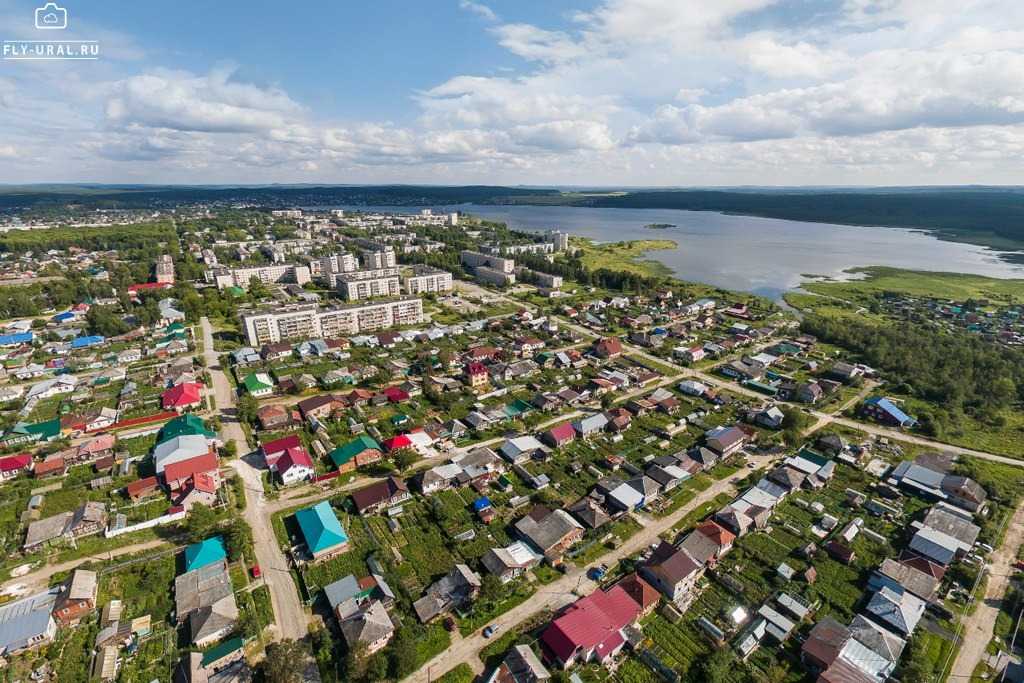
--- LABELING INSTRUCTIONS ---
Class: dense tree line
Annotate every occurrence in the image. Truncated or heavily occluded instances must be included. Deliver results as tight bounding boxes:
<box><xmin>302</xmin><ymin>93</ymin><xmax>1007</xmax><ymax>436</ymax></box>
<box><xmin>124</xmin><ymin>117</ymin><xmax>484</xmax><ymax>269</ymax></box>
<box><xmin>0</xmin><ymin>221</ymin><xmax>176</xmax><ymax>254</ymax></box>
<box><xmin>802</xmin><ymin>314</ymin><xmax>1024</xmax><ymax>435</ymax></box>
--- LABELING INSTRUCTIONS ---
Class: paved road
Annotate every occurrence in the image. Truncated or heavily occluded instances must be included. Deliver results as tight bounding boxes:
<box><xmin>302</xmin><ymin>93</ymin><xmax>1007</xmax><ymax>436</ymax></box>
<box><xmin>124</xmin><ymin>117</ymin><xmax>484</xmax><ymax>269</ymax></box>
<box><xmin>947</xmin><ymin>499</ymin><xmax>1024</xmax><ymax>680</ymax></box>
<box><xmin>202</xmin><ymin>316</ymin><xmax>309</xmax><ymax>642</ymax></box>
<box><xmin>405</xmin><ymin>452</ymin><xmax>780</xmax><ymax>683</ymax></box>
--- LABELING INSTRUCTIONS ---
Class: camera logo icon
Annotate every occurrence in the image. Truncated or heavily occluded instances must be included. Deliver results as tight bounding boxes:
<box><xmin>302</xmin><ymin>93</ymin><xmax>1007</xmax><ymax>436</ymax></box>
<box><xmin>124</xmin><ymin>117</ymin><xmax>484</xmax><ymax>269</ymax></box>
<box><xmin>35</xmin><ymin>3</ymin><xmax>68</xmax><ymax>30</ymax></box>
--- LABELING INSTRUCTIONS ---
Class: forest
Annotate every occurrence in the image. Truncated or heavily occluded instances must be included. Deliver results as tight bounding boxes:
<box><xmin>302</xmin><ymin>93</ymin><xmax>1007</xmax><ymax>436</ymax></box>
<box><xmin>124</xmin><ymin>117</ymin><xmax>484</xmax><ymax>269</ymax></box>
<box><xmin>801</xmin><ymin>313</ymin><xmax>1024</xmax><ymax>437</ymax></box>
<box><xmin>575</xmin><ymin>188</ymin><xmax>1024</xmax><ymax>254</ymax></box>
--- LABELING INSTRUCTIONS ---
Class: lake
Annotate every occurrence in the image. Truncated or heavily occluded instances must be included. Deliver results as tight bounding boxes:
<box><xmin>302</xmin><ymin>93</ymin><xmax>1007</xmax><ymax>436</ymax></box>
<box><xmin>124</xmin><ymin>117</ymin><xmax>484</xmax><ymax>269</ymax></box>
<box><xmin>320</xmin><ymin>203</ymin><xmax>1024</xmax><ymax>299</ymax></box>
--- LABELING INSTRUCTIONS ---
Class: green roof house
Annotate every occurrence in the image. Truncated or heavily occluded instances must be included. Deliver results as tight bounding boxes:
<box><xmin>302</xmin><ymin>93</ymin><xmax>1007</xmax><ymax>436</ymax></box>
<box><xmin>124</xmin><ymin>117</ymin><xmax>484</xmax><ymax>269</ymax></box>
<box><xmin>3</xmin><ymin>418</ymin><xmax>62</xmax><ymax>445</ymax></box>
<box><xmin>184</xmin><ymin>536</ymin><xmax>227</xmax><ymax>573</ymax></box>
<box><xmin>200</xmin><ymin>636</ymin><xmax>245</xmax><ymax>669</ymax></box>
<box><xmin>242</xmin><ymin>372</ymin><xmax>274</xmax><ymax>397</ymax></box>
<box><xmin>158</xmin><ymin>414</ymin><xmax>216</xmax><ymax>445</ymax></box>
<box><xmin>329</xmin><ymin>435</ymin><xmax>383</xmax><ymax>472</ymax></box>
<box><xmin>295</xmin><ymin>501</ymin><xmax>349</xmax><ymax>561</ymax></box>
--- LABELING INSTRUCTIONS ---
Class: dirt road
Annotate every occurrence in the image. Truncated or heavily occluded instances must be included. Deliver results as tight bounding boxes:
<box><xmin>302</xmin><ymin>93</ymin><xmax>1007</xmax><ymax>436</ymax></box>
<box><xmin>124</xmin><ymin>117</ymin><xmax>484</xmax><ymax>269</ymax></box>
<box><xmin>1</xmin><ymin>538</ymin><xmax>172</xmax><ymax>595</ymax></box>
<box><xmin>946</xmin><ymin>499</ymin><xmax>1024</xmax><ymax>680</ymax></box>
<box><xmin>202</xmin><ymin>316</ymin><xmax>310</xmax><ymax>642</ymax></box>
<box><xmin>404</xmin><ymin>452</ymin><xmax>779</xmax><ymax>682</ymax></box>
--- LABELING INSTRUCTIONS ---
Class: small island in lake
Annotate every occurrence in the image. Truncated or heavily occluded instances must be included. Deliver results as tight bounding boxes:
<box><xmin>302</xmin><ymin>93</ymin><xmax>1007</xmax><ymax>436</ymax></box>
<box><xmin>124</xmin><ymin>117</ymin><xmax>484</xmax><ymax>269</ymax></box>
<box><xmin>645</xmin><ymin>222</ymin><xmax>676</xmax><ymax>230</ymax></box>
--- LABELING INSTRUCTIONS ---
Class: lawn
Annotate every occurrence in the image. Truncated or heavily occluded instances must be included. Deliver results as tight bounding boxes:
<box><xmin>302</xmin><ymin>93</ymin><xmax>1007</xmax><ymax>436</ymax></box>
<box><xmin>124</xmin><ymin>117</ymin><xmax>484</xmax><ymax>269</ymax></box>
<box><xmin>801</xmin><ymin>266</ymin><xmax>1024</xmax><ymax>305</ymax></box>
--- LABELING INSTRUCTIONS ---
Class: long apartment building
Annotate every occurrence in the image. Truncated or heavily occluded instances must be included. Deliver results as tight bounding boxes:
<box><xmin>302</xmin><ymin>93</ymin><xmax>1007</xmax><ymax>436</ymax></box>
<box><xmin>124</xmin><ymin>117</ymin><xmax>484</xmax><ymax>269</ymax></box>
<box><xmin>207</xmin><ymin>264</ymin><xmax>311</xmax><ymax>290</ymax></box>
<box><xmin>337</xmin><ymin>268</ymin><xmax>401</xmax><ymax>301</ymax></box>
<box><xmin>241</xmin><ymin>297</ymin><xmax>423</xmax><ymax>346</ymax></box>
<box><xmin>461</xmin><ymin>250</ymin><xmax>516</xmax><ymax>286</ymax></box>
<box><xmin>155</xmin><ymin>255</ymin><xmax>175</xmax><ymax>284</ymax></box>
<box><xmin>403</xmin><ymin>266</ymin><xmax>453</xmax><ymax>295</ymax></box>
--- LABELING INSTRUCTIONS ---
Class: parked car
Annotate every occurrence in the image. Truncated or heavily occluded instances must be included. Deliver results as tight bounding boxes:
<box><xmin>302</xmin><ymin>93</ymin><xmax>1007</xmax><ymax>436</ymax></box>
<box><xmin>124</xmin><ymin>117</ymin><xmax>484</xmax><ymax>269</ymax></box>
<box><xmin>483</xmin><ymin>625</ymin><xmax>497</xmax><ymax>638</ymax></box>
<box><xmin>251</xmin><ymin>564</ymin><xmax>261</xmax><ymax>579</ymax></box>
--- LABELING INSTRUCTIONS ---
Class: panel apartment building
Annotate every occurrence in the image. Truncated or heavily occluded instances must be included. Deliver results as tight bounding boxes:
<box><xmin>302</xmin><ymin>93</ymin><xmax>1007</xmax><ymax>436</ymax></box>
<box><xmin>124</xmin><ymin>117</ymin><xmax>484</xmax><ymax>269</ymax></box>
<box><xmin>362</xmin><ymin>247</ymin><xmax>397</xmax><ymax>270</ymax></box>
<box><xmin>207</xmin><ymin>264</ymin><xmax>311</xmax><ymax>290</ymax></box>
<box><xmin>313</xmin><ymin>252</ymin><xmax>360</xmax><ymax>287</ymax></box>
<box><xmin>241</xmin><ymin>297</ymin><xmax>423</xmax><ymax>346</ymax></box>
<box><xmin>337</xmin><ymin>268</ymin><xmax>401</xmax><ymax>301</ymax></box>
<box><xmin>403</xmin><ymin>266</ymin><xmax>454</xmax><ymax>295</ymax></box>
<box><xmin>155</xmin><ymin>255</ymin><xmax>176</xmax><ymax>284</ymax></box>
<box><xmin>460</xmin><ymin>250</ymin><xmax>516</xmax><ymax>286</ymax></box>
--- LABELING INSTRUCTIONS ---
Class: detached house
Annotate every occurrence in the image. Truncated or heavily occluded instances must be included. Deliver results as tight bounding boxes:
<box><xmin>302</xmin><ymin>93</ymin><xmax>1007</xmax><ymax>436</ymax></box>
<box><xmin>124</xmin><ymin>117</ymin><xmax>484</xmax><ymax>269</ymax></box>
<box><xmin>514</xmin><ymin>506</ymin><xmax>584</xmax><ymax>562</ymax></box>
<box><xmin>540</xmin><ymin>584</ymin><xmax>642</xmax><ymax>669</ymax></box>
<box><xmin>351</xmin><ymin>476</ymin><xmax>410</xmax><ymax>515</ymax></box>
<box><xmin>329</xmin><ymin>435</ymin><xmax>384</xmax><ymax>473</ymax></box>
<box><xmin>640</xmin><ymin>541</ymin><xmax>704</xmax><ymax>605</ymax></box>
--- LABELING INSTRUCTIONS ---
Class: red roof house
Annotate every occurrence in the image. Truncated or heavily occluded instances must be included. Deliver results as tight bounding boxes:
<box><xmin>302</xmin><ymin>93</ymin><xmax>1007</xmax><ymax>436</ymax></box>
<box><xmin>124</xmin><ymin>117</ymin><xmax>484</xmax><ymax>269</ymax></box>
<box><xmin>616</xmin><ymin>573</ymin><xmax>660</xmax><ymax>616</ymax></box>
<box><xmin>0</xmin><ymin>453</ymin><xmax>32</xmax><ymax>480</ymax></box>
<box><xmin>163</xmin><ymin>452</ymin><xmax>219</xmax><ymax>492</ymax></box>
<box><xmin>542</xmin><ymin>422</ymin><xmax>576</xmax><ymax>448</ymax></box>
<box><xmin>593</xmin><ymin>337</ymin><xmax>623</xmax><ymax>359</ymax></box>
<box><xmin>162</xmin><ymin>382</ymin><xmax>204</xmax><ymax>412</ymax></box>
<box><xmin>381</xmin><ymin>386</ymin><xmax>410</xmax><ymax>403</ymax></box>
<box><xmin>383</xmin><ymin>434</ymin><xmax>412</xmax><ymax>452</ymax></box>
<box><xmin>125</xmin><ymin>476</ymin><xmax>160</xmax><ymax>501</ymax></box>
<box><xmin>541</xmin><ymin>584</ymin><xmax>642</xmax><ymax>668</ymax></box>
<box><xmin>276</xmin><ymin>447</ymin><xmax>315</xmax><ymax>485</ymax></box>
<box><xmin>261</xmin><ymin>434</ymin><xmax>302</xmax><ymax>468</ymax></box>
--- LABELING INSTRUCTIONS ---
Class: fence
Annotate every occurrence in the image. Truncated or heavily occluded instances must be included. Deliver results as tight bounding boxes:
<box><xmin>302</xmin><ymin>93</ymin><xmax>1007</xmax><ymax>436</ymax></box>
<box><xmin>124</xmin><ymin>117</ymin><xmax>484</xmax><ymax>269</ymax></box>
<box><xmin>105</xmin><ymin>508</ymin><xmax>185</xmax><ymax>538</ymax></box>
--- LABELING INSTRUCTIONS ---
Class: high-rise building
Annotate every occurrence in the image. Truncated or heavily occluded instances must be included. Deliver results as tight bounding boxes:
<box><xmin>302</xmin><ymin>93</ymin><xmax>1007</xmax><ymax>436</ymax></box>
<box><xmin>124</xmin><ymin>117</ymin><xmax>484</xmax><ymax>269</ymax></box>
<box><xmin>549</xmin><ymin>231</ymin><xmax>570</xmax><ymax>252</ymax></box>
<box><xmin>241</xmin><ymin>297</ymin><xmax>424</xmax><ymax>346</ymax></box>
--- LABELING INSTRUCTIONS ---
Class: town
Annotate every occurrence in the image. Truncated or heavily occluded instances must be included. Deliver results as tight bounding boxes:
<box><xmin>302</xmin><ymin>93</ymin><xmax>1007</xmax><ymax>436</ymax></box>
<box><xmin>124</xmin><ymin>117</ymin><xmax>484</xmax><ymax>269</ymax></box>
<box><xmin>0</xmin><ymin>204</ymin><xmax>1019</xmax><ymax>683</ymax></box>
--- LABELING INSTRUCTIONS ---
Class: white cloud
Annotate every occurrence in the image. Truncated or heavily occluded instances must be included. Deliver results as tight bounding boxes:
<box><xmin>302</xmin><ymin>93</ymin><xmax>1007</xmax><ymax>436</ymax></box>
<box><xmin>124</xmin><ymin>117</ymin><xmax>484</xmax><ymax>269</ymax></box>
<box><xmin>459</xmin><ymin>0</ymin><xmax>498</xmax><ymax>23</ymax></box>
<box><xmin>2</xmin><ymin>0</ymin><xmax>1024</xmax><ymax>184</ymax></box>
<box><xmin>105</xmin><ymin>66</ymin><xmax>303</xmax><ymax>133</ymax></box>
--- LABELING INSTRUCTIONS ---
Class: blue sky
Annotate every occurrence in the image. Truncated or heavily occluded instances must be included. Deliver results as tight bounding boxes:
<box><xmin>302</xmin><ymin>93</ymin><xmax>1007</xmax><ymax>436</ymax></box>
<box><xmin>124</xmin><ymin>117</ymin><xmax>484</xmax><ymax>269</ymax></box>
<box><xmin>1</xmin><ymin>0</ymin><xmax>1023</xmax><ymax>185</ymax></box>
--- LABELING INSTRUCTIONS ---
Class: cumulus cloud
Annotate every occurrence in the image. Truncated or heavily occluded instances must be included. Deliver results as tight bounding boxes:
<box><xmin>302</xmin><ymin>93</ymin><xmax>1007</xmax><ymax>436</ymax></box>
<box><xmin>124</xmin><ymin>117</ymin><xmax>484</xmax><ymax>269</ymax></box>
<box><xmin>2</xmin><ymin>0</ymin><xmax>1024</xmax><ymax>184</ymax></box>
<box><xmin>105</xmin><ymin>66</ymin><xmax>302</xmax><ymax>133</ymax></box>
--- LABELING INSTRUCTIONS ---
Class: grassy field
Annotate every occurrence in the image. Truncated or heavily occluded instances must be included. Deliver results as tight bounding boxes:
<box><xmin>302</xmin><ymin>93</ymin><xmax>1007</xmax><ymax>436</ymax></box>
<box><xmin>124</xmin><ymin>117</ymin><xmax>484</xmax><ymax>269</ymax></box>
<box><xmin>800</xmin><ymin>266</ymin><xmax>1024</xmax><ymax>304</ymax></box>
<box><xmin>573</xmin><ymin>237</ymin><xmax>677</xmax><ymax>278</ymax></box>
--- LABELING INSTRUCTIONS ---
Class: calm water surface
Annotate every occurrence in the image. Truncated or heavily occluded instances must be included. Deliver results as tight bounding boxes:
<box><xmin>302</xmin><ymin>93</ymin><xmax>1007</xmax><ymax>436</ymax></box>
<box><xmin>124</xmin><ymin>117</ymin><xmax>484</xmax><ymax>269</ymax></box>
<box><xmin>322</xmin><ymin>203</ymin><xmax>1024</xmax><ymax>299</ymax></box>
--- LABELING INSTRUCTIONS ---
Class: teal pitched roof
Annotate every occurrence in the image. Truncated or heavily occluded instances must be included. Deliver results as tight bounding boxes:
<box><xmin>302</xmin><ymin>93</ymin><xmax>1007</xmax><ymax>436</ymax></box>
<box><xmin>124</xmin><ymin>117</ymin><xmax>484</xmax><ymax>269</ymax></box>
<box><xmin>184</xmin><ymin>536</ymin><xmax>227</xmax><ymax>573</ymax></box>
<box><xmin>200</xmin><ymin>636</ymin><xmax>244</xmax><ymax>667</ymax></box>
<box><xmin>158</xmin><ymin>414</ymin><xmax>215</xmax><ymax>445</ymax></box>
<box><xmin>329</xmin><ymin>435</ymin><xmax>381</xmax><ymax>469</ymax></box>
<box><xmin>295</xmin><ymin>501</ymin><xmax>348</xmax><ymax>554</ymax></box>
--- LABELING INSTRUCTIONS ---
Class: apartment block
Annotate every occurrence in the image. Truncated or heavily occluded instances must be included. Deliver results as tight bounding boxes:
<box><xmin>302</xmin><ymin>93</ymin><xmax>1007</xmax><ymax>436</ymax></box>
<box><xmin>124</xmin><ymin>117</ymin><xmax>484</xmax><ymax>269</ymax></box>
<box><xmin>403</xmin><ymin>266</ymin><xmax>454</xmax><ymax>295</ymax></box>
<box><xmin>361</xmin><ymin>248</ymin><xmax>397</xmax><ymax>270</ymax></box>
<box><xmin>460</xmin><ymin>250</ymin><xmax>515</xmax><ymax>274</ymax></box>
<box><xmin>155</xmin><ymin>255</ymin><xmax>175</xmax><ymax>284</ymax></box>
<box><xmin>475</xmin><ymin>266</ymin><xmax>516</xmax><ymax>286</ymax></box>
<box><xmin>208</xmin><ymin>264</ymin><xmax>311</xmax><ymax>290</ymax></box>
<box><xmin>549</xmin><ymin>230</ymin><xmax>570</xmax><ymax>252</ymax></box>
<box><xmin>242</xmin><ymin>297</ymin><xmax>423</xmax><ymax>346</ymax></box>
<box><xmin>337</xmin><ymin>268</ymin><xmax>402</xmax><ymax>301</ymax></box>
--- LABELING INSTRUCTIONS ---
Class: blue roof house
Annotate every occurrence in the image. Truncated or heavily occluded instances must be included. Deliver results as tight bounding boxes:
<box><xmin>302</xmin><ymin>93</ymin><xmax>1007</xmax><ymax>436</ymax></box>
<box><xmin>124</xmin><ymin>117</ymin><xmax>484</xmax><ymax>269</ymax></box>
<box><xmin>0</xmin><ymin>332</ymin><xmax>32</xmax><ymax>347</ymax></box>
<box><xmin>184</xmin><ymin>536</ymin><xmax>228</xmax><ymax>573</ymax></box>
<box><xmin>295</xmin><ymin>501</ymin><xmax>349</xmax><ymax>561</ymax></box>
<box><xmin>862</xmin><ymin>397</ymin><xmax>916</xmax><ymax>428</ymax></box>
<box><xmin>70</xmin><ymin>335</ymin><xmax>105</xmax><ymax>350</ymax></box>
